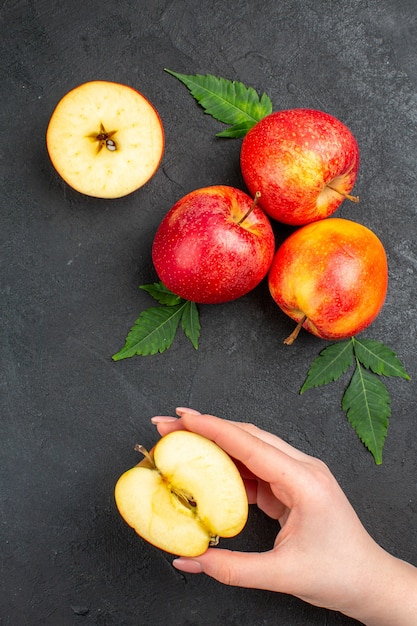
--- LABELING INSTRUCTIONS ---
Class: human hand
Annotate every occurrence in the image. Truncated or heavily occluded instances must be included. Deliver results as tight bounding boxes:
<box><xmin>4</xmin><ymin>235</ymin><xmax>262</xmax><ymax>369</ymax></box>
<box><xmin>151</xmin><ymin>408</ymin><xmax>417</xmax><ymax>625</ymax></box>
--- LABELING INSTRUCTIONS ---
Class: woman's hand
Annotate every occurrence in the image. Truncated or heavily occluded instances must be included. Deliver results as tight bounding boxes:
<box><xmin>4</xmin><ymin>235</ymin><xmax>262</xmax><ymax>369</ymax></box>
<box><xmin>151</xmin><ymin>408</ymin><xmax>417</xmax><ymax>625</ymax></box>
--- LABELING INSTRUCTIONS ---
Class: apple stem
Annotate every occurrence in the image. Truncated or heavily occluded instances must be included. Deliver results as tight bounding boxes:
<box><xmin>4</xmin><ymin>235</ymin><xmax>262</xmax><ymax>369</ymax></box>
<box><xmin>284</xmin><ymin>315</ymin><xmax>307</xmax><ymax>345</ymax></box>
<box><xmin>237</xmin><ymin>191</ymin><xmax>261</xmax><ymax>225</ymax></box>
<box><xmin>134</xmin><ymin>444</ymin><xmax>156</xmax><ymax>469</ymax></box>
<box><xmin>327</xmin><ymin>185</ymin><xmax>360</xmax><ymax>203</ymax></box>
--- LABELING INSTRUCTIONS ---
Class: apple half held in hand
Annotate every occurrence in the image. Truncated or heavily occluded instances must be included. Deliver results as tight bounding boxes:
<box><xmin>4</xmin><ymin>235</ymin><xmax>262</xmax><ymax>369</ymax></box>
<box><xmin>115</xmin><ymin>430</ymin><xmax>248</xmax><ymax>557</ymax></box>
<box><xmin>268</xmin><ymin>218</ymin><xmax>388</xmax><ymax>343</ymax></box>
<box><xmin>152</xmin><ymin>185</ymin><xmax>275</xmax><ymax>304</ymax></box>
<box><xmin>46</xmin><ymin>80</ymin><xmax>164</xmax><ymax>198</ymax></box>
<box><xmin>240</xmin><ymin>108</ymin><xmax>360</xmax><ymax>225</ymax></box>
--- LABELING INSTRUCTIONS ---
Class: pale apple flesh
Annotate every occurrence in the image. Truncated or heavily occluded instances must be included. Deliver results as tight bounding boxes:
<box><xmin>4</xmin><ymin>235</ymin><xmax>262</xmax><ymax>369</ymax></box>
<box><xmin>240</xmin><ymin>109</ymin><xmax>360</xmax><ymax>225</ymax></box>
<box><xmin>46</xmin><ymin>81</ymin><xmax>164</xmax><ymax>198</ymax></box>
<box><xmin>268</xmin><ymin>218</ymin><xmax>388</xmax><ymax>341</ymax></box>
<box><xmin>115</xmin><ymin>430</ymin><xmax>248</xmax><ymax>557</ymax></box>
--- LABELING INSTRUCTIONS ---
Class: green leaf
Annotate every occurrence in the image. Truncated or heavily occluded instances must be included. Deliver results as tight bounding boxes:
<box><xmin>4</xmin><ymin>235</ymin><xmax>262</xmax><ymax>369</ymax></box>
<box><xmin>112</xmin><ymin>303</ymin><xmax>187</xmax><ymax>360</ymax></box>
<box><xmin>300</xmin><ymin>340</ymin><xmax>354</xmax><ymax>393</ymax></box>
<box><xmin>180</xmin><ymin>300</ymin><xmax>201</xmax><ymax>349</ymax></box>
<box><xmin>342</xmin><ymin>362</ymin><xmax>391</xmax><ymax>464</ymax></box>
<box><xmin>352</xmin><ymin>337</ymin><xmax>410</xmax><ymax>379</ymax></box>
<box><xmin>216</xmin><ymin>121</ymin><xmax>258</xmax><ymax>139</ymax></box>
<box><xmin>165</xmin><ymin>69</ymin><xmax>272</xmax><ymax>136</ymax></box>
<box><xmin>140</xmin><ymin>282</ymin><xmax>183</xmax><ymax>306</ymax></box>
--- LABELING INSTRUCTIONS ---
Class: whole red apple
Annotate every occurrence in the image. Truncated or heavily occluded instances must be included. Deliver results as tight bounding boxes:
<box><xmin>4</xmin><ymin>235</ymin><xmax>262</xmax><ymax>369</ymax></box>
<box><xmin>268</xmin><ymin>218</ymin><xmax>388</xmax><ymax>343</ymax></box>
<box><xmin>240</xmin><ymin>109</ymin><xmax>360</xmax><ymax>225</ymax></box>
<box><xmin>152</xmin><ymin>186</ymin><xmax>275</xmax><ymax>304</ymax></box>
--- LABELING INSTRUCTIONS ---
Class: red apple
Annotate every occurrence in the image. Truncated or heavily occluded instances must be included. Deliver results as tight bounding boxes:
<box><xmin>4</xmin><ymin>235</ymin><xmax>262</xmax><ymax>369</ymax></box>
<box><xmin>46</xmin><ymin>80</ymin><xmax>164</xmax><ymax>198</ymax></box>
<box><xmin>268</xmin><ymin>218</ymin><xmax>388</xmax><ymax>343</ymax></box>
<box><xmin>240</xmin><ymin>109</ymin><xmax>360</xmax><ymax>225</ymax></box>
<box><xmin>152</xmin><ymin>186</ymin><xmax>275</xmax><ymax>304</ymax></box>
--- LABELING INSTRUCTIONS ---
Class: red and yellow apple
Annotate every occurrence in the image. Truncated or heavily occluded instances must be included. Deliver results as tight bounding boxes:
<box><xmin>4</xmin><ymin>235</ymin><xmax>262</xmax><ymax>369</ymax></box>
<box><xmin>114</xmin><ymin>430</ymin><xmax>248</xmax><ymax>557</ymax></box>
<box><xmin>240</xmin><ymin>108</ymin><xmax>360</xmax><ymax>225</ymax></box>
<box><xmin>152</xmin><ymin>185</ymin><xmax>275</xmax><ymax>304</ymax></box>
<box><xmin>268</xmin><ymin>218</ymin><xmax>388</xmax><ymax>343</ymax></box>
<box><xmin>46</xmin><ymin>80</ymin><xmax>164</xmax><ymax>198</ymax></box>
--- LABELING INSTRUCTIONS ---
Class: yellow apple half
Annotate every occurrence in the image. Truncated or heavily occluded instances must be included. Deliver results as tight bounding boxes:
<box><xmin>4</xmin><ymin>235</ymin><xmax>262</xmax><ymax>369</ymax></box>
<box><xmin>46</xmin><ymin>80</ymin><xmax>164</xmax><ymax>198</ymax></box>
<box><xmin>114</xmin><ymin>430</ymin><xmax>248</xmax><ymax>557</ymax></box>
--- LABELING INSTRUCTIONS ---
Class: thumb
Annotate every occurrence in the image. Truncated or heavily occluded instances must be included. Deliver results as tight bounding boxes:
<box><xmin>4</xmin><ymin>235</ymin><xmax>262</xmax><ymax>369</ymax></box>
<box><xmin>173</xmin><ymin>548</ymin><xmax>280</xmax><ymax>591</ymax></box>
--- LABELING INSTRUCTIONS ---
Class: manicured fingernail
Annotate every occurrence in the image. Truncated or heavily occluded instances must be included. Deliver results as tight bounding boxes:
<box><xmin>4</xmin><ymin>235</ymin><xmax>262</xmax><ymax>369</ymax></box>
<box><xmin>173</xmin><ymin>558</ymin><xmax>203</xmax><ymax>574</ymax></box>
<box><xmin>175</xmin><ymin>407</ymin><xmax>201</xmax><ymax>416</ymax></box>
<box><xmin>151</xmin><ymin>416</ymin><xmax>178</xmax><ymax>424</ymax></box>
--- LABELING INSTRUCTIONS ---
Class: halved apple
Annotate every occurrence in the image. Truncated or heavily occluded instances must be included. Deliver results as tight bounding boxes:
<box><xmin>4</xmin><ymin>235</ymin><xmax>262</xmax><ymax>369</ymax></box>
<box><xmin>46</xmin><ymin>80</ymin><xmax>164</xmax><ymax>198</ymax></box>
<box><xmin>115</xmin><ymin>430</ymin><xmax>248</xmax><ymax>557</ymax></box>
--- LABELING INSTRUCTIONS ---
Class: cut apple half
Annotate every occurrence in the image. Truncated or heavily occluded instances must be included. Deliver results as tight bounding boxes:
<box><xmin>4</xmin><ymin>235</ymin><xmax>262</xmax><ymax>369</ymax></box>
<box><xmin>115</xmin><ymin>430</ymin><xmax>248</xmax><ymax>557</ymax></box>
<box><xmin>46</xmin><ymin>80</ymin><xmax>164</xmax><ymax>198</ymax></box>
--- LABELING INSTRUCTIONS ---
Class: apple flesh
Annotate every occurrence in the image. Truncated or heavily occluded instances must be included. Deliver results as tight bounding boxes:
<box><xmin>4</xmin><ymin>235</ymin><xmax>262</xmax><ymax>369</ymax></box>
<box><xmin>152</xmin><ymin>186</ymin><xmax>275</xmax><ymax>304</ymax></box>
<box><xmin>240</xmin><ymin>109</ymin><xmax>360</xmax><ymax>225</ymax></box>
<box><xmin>46</xmin><ymin>80</ymin><xmax>164</xmax><ymax>198</ymax></box>
<box><xmin>268</xmin><ymin>218</ymin><xmax>388</xmax><ymax>342</ymax></box>
<box><xmin>115</xmin><ymin>430</ymin><xmax>248</xmax><ymax>557</ymax></box>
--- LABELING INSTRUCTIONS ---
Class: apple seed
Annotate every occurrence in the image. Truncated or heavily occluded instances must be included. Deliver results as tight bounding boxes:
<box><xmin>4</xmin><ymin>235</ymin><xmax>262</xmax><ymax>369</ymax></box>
<box><xmin>88</xmin><ymin>122</ymin><xmax>118</xmax><ymax>153</ymax></box>
<box><xmin>171</xmin><ymin>488</ymin><xmax>197</xmax><ymax>510</ymax></box>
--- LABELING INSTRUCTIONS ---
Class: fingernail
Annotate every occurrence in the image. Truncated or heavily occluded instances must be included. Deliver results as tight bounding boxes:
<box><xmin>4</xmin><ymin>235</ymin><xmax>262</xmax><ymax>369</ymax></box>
<box><xmin>176</xmin><ymin>407</ymin><xmax>201</xmax><ymax>416</ymax></box>
<box><xmin>172</xmin><ymin>558</ymin><xmax>203</xmax><ymax>574</ymax></box>
<box><xmin>151</xmin><ymin>416</ymin><xmax>178</xmax><ymax>424</ymax></box>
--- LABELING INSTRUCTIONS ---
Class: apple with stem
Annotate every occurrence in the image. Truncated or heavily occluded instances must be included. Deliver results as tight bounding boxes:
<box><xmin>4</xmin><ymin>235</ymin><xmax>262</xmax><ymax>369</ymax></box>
<box><xmin>152</xmin><ymin>185</ymin><xmax>275</xmax><ymax>304</ymax></box>
<box><xmin>268</xmin><ymin>218</ymin><xmax>388</xmax><ymax>344</ymax></box>
<box><xmin>115</xmin><ymin>430</ymin><xmax>248</xmax><ymax>557</ymax></box>
<box><xmin>46</xmin><ymin>80</ymin><xmax>164</xmax><ymax>198</ymax></box>
<box><xmin>240</xmin><ymin>108</ymin><xmax>360</xmax><ymax>225</ymax></box>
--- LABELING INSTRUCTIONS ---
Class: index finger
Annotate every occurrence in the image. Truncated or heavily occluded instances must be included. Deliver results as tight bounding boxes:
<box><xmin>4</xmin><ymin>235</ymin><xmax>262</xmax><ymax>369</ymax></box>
<box><xmin>177</xmin><ymin>411</ymin><xmax>305</xmax><ymax>501</ymax></box>
<box><xmin>155</xmin><ymin>408</ymin><xmax>314</xmax><ymax>464</ymax></box>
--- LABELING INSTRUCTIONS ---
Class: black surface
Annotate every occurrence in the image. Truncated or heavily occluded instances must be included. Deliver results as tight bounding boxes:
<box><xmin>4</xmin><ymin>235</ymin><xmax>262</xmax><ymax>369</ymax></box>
<box><xmin>2</xmin><ymin>1</ymin><xmax>417</xmax><ymax>624</ymax></box>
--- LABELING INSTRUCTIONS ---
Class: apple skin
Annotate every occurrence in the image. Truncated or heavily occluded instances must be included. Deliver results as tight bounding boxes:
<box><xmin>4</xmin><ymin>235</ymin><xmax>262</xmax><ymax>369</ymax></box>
<box><xmin>114</xmin><ymin>430</ymin><xmax>248</xmax><ymax>557</ymax></box>
<box><xmin>152</xmin><ymin>185</ymin><xmax>275</xmax><ymax>304</ymax></box>
<box><xmin>46</xmin><ymin>80</ymin><xmax>164</xmax><ymax>198</ymax></box>
<box><xmin>240</xmin><ymin>109</ymin><xmax>360</xmax><ymax>225</ymax></box>
<box><xmin>268</xmin><ymin>218</ymin><xmax>388</xmax><ymax>341</ymax></box>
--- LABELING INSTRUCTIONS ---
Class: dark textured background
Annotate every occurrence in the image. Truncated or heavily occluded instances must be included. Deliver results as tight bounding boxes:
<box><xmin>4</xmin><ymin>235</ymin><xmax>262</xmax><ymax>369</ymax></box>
<box><xmin>1</xmin><ymin>1</ymin><xmax>416</xmax><ymax>624</ymax></box>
